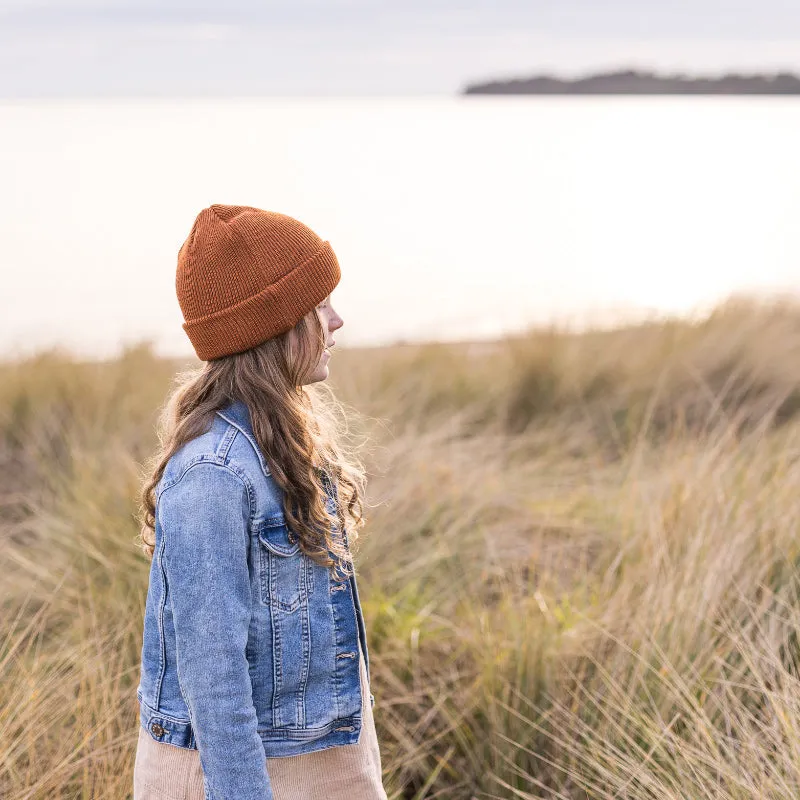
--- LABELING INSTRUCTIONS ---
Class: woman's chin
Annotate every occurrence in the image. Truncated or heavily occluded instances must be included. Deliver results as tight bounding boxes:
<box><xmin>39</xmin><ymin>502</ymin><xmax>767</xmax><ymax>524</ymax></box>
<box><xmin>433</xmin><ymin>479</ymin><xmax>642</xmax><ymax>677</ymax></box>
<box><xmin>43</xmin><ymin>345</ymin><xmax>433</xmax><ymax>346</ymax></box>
<box><xmin>302</xmin><ymin>363</ymin><xmax>329</xmax><ymax>385</ymax></box>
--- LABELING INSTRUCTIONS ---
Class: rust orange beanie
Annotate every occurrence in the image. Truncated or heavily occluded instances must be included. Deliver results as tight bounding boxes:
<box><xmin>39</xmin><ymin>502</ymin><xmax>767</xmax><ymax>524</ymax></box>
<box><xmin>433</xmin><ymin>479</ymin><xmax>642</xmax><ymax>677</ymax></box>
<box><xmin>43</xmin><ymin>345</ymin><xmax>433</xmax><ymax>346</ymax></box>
<box><xmin>175</xmin><ymin>204</ymin><xmax>341</xmax><ymax>361</ymax></box>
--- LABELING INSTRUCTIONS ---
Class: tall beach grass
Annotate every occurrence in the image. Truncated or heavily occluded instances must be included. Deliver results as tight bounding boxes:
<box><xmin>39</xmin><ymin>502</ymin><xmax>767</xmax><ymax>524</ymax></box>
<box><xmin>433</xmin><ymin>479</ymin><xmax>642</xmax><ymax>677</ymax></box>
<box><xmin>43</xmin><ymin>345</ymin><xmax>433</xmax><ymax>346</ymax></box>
<box><xmin>2</xmin><ymin>297</ymin><xmax>800</xmax><ymax>798</ymax></box>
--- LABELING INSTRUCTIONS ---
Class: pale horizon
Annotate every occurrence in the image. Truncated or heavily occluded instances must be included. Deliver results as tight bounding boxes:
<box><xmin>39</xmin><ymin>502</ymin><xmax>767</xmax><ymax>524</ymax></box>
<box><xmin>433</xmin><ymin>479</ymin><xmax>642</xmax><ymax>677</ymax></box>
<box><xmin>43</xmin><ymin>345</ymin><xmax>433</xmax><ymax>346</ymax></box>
<box><xmin>3</xmin><ymin>96</ymin><xmax>800</xmax><ymax>362</ymax></box>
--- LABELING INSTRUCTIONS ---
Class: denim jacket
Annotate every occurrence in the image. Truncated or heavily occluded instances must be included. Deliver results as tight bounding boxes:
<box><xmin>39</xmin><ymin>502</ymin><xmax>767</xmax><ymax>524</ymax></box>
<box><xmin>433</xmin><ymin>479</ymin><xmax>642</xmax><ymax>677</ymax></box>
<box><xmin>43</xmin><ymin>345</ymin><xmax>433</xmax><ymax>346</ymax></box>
<box><xmin>136</xmin><ymin>399</ymin><xmax>373</xmax><ymax>800</ymax></box>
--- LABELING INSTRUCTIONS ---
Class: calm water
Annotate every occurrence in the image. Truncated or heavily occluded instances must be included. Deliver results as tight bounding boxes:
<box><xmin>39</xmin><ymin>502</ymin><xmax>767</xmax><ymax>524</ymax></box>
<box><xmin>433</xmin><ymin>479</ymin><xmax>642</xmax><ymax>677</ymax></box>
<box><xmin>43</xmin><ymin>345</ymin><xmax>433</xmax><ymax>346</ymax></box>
<box><xmin>2</xmin><ymin>97</ymin><xmax>799</xmax><ymax>359</ymax></box>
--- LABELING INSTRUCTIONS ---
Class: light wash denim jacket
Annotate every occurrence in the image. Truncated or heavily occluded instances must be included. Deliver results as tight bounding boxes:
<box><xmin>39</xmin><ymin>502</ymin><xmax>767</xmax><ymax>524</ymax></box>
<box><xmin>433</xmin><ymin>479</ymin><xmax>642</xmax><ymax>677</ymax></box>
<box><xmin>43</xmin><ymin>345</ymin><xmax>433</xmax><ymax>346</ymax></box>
<box><xmin>136</xmin><ymin>399</ymin><xmax>373</xmax><ymax>800</ymax></box>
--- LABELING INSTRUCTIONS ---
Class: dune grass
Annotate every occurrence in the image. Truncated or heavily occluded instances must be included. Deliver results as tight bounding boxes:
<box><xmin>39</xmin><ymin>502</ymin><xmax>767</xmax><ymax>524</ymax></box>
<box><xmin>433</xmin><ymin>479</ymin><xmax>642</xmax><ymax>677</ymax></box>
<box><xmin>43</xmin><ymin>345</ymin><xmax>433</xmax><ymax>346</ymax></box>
<box><xmin>2</xmin><ymin>297</ymin><xmax>800</xmax><ymax>798</ymax></box>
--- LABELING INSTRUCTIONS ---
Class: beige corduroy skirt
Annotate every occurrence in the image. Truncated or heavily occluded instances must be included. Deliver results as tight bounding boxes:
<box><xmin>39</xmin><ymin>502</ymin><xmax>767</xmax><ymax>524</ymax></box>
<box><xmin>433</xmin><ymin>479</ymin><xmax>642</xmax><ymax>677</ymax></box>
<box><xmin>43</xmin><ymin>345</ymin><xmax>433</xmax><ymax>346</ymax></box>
<box><xmin>133</xmin><ymin>641</ymin><xmax>387</xmax><ymax>799</ymax></box>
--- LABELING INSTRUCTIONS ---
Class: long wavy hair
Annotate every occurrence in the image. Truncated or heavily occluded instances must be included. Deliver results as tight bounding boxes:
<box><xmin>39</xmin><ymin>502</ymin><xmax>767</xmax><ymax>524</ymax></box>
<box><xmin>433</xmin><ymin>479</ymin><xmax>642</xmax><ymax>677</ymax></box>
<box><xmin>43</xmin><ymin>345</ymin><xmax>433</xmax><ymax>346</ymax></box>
<box><xmin>136</xmin><ymin>306</ymin><xmax>367</xmax><ymax>579</ymax></box>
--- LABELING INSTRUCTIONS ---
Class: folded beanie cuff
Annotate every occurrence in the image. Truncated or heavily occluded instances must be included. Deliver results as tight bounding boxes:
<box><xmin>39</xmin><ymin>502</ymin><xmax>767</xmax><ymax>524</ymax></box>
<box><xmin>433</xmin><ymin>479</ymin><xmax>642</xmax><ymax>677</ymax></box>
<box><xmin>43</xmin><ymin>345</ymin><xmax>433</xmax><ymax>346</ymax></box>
<box><xmin>182</xmin><ymin>241</ymin><xmax>341</xmax><ymax>361</ymax></box>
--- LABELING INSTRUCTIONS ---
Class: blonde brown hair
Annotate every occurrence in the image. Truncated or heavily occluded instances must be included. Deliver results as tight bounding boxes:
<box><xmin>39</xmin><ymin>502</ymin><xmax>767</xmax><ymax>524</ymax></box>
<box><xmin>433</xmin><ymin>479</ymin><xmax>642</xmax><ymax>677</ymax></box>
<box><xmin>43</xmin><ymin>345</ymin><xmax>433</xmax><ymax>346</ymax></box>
<box><xmin>137</xmin><ymin>306</ymin><xmax>367</xmax><ymax>578</ymax></box>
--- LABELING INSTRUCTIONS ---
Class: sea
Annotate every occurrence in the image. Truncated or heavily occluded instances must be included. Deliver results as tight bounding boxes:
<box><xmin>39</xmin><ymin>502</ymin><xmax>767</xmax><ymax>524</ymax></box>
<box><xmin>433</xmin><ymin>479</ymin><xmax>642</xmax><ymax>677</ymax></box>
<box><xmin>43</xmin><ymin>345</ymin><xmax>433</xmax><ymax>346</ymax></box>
<box><xmin>2</xmin><ymin>96</ymin><xmax>799</xmax><ymax>359</ymax></box>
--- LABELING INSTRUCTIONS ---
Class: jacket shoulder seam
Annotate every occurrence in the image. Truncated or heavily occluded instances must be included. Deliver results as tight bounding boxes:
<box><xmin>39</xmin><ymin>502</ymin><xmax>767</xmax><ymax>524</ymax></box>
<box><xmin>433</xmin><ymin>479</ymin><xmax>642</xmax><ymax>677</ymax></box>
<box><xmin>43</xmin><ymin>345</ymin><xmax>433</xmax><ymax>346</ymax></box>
<box><xmin>156</xmin><ymin>454</ymin><xmax>257</xmax><ymax>521</ymax></box>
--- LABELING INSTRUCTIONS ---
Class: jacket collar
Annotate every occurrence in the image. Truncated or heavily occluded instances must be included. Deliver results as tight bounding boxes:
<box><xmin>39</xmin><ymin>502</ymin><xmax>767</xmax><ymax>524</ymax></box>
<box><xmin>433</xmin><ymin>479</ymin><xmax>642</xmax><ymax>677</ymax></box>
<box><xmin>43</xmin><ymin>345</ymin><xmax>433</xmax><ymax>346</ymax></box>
<box><xmin>215</xmin><ymin>399</ymin><xmax>272</xmax><ymax>477</ymax></box>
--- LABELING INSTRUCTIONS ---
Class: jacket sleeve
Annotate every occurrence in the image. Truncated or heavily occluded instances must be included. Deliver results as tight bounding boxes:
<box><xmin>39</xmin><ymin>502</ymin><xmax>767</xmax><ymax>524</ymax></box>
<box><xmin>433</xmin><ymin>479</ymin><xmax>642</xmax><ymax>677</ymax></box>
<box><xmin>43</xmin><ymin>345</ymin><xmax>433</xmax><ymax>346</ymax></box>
<box><xmin>158</xmin><ymin>460</ymin><xmax>272</xmax><ymax>800</ymax></box>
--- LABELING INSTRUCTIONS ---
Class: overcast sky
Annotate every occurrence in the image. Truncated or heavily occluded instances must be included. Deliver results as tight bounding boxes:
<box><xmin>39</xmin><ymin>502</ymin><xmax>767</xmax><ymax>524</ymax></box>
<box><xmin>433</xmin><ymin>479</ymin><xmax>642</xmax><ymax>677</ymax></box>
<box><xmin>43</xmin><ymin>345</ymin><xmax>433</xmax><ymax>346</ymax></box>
<box><xmin>2</xmin><ymin>0</ymin><xmax>800</xmax><ymax>95</ymax></box>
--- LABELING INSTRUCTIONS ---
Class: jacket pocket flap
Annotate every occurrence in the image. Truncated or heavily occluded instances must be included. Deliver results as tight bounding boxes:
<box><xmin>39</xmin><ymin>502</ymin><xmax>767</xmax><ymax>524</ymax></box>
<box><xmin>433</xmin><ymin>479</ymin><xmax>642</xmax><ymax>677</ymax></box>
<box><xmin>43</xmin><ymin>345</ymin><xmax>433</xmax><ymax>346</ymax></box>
<box><xmin>258</xmin><ymin>516</ymin><xmax>300</xmax><ymax>557</ymax></box>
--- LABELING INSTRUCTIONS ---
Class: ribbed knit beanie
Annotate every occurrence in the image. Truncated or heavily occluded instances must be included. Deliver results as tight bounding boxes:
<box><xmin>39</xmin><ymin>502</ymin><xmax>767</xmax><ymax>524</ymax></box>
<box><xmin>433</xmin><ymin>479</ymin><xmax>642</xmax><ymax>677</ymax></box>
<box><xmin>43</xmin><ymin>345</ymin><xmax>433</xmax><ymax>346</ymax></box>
<box><xmin>176</xmin><ymin>204</ymin><xmax>341</xmax><ymax>361</ymax></box>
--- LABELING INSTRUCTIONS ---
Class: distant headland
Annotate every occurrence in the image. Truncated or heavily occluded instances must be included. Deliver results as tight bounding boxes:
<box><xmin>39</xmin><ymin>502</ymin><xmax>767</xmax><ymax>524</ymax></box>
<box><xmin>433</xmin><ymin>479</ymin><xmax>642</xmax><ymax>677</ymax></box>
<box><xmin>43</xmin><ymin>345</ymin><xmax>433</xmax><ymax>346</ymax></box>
<box><xmin>462</xmin><ymin>69</ymin><xmax>800</xmax><ymax>95</ymax></box>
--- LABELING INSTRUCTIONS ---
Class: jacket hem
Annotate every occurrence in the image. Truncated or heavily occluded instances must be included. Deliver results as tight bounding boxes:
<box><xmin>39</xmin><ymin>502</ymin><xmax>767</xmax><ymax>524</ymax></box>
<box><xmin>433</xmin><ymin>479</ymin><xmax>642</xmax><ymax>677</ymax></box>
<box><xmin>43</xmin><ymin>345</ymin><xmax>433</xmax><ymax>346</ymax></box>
<box><xmin>137</xmin><ymin>694</ymin><xmax>363</xmax><ymax>756</ymax></box>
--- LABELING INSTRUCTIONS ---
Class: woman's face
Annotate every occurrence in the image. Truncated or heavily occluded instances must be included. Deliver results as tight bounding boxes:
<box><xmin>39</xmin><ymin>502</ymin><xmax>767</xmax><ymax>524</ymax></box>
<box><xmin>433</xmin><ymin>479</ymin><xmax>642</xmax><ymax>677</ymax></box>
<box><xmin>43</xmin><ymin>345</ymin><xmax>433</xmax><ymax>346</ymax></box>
<box><xmin>303</xmin><ymin>293</ymin><xmax>344</xmax><ymax>385</ymax></box>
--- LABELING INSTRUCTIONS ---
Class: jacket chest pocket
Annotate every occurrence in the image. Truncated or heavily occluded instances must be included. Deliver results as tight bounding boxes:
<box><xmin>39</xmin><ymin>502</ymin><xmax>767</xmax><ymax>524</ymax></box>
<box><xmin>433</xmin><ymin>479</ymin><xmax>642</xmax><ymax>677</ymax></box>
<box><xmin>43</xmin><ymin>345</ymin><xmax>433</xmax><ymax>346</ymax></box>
<box><xmin>257</xmin><ymin>516</ymin><xmax>312</xmax><ymax>613</ymax></box>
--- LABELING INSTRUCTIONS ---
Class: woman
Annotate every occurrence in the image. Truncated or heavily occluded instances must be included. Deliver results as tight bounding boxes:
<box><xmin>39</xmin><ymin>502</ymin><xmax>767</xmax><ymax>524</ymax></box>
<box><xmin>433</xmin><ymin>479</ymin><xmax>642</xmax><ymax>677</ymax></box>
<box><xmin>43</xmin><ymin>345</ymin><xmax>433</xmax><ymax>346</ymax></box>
<box><xmin>133</xmin><ymin>204</ymin><xmax>387</xmax><ymax>800</ymax></box>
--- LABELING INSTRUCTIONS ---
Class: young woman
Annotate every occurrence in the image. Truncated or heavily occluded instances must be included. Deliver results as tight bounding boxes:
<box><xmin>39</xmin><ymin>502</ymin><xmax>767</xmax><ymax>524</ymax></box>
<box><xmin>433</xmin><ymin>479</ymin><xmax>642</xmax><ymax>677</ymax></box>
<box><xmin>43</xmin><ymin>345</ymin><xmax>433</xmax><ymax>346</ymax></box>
<box><xmin>133</xmin><ymin>204</ymin><xmax>387</xmax><ymax>800</ymax></box>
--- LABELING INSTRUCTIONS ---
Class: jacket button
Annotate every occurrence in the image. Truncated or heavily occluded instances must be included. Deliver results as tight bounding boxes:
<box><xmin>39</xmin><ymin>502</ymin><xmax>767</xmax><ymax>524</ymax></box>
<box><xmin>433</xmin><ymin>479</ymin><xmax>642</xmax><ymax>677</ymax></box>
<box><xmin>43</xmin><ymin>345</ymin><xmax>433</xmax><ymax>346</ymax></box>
<box><xmin>150</xmin><ymin>723</ymin><xmax>165</xmax><ymax>737</ymax></box>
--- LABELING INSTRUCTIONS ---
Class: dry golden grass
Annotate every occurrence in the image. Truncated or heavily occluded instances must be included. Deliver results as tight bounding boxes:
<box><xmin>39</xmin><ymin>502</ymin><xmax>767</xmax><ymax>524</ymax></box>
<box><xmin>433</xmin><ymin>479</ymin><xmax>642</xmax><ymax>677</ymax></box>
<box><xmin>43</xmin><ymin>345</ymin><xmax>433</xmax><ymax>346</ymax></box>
<box><xmin>3</xmin><ymin>296</ymin><xmax>800</xmax><ymax>798</ymax></box>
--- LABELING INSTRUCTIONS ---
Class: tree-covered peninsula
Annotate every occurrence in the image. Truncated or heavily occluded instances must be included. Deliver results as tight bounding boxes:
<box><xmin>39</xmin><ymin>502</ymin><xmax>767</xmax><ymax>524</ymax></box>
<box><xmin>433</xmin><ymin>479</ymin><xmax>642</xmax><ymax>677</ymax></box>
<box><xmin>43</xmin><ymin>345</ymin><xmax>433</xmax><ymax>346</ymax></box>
<box><xmin>462</xmin><ymin>68</ymin><xmax>800</xmax><ymax>95</ymax></box>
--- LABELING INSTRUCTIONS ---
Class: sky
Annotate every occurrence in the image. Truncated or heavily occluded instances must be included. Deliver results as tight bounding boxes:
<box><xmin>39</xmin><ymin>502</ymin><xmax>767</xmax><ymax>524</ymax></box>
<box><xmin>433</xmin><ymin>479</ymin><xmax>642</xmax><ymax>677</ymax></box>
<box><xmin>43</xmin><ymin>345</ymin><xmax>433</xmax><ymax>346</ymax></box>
<box><xmin>2</xmin><ymin>0</ymin><xmax>800</xmax><ymax>95</ymax></box>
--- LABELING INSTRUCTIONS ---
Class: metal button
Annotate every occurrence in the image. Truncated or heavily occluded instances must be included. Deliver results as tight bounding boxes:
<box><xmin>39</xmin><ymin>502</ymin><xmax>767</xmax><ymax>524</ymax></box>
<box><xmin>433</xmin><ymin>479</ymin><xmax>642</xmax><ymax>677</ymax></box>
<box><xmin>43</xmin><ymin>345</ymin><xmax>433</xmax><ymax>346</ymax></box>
<box><xmin>150</xmin><ymin>723</ymin><xmax>165</xmax><ymax>738</ymax></box>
